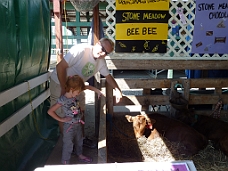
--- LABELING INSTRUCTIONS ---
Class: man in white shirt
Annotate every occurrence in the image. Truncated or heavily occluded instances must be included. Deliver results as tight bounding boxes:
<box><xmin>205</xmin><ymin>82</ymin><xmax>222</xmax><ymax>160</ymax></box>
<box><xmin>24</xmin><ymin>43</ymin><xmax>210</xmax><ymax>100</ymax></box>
<box><xmin>50</xmin><ymin>38</ymin><xmax>122</xmax><ymax>148</ymax></box>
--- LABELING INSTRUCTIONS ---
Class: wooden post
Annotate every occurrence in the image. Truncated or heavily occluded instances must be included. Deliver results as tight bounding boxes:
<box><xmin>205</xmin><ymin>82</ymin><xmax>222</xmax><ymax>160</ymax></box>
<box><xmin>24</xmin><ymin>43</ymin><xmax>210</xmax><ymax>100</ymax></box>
<box><xmin>169</xmin><ymin>81</ymin><xmax>178</xmax><ymax>117</ymax></box>
<box><xmin>93</xmin><ymin>4</ymin><xmax>100</xmax><ymax>137</ymax></box>
<box><xmin>106</xmin><ymin>80</ymin><xmax>114</xmax><ymax>116</ymax></box>
<box><xmin>53</xmin><ymin>0</ymin><xmax>63</xmax><ymax>63</ymax></box>
<box><xmin>98</xmin><ymin>87</ymin><xmax>107</xmax><ymax>163</ymax></box>
<box><xmin>142</xmin><ymin>88</ymin><xmax>150</xmax><ymax>111</ymax></box>
<box><xmin>182</xmin><ymin>79</ymin><xmax>190</xmax><ymax>109</ymax></box>
<box><xmin>93</xmin><ymin>5</ymin><xmax>99</xmax><ymax>44</ymax></box>
<box><xmin>213</xmin><ymin>87</ymin><xmax>222</xmax><ymax>116</ymax></box>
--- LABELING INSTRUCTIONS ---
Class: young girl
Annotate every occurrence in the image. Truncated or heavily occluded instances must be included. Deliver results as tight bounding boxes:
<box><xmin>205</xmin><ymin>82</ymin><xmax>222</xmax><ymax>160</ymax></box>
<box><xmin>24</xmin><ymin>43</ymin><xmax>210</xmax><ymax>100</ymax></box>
<box><xmin>48</xmin><ymin>75</ymin><xmax>103</xmax><ymax>164</ymax></box>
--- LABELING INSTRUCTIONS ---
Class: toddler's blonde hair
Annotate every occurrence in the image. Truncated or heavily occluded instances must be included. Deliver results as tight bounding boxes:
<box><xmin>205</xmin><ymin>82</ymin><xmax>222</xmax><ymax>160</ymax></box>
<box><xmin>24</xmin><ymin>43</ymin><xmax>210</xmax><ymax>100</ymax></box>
<box><xmin>65</xmin><ymin>75</ymin><xmax>85</xmax><ymax>92</ymax></box>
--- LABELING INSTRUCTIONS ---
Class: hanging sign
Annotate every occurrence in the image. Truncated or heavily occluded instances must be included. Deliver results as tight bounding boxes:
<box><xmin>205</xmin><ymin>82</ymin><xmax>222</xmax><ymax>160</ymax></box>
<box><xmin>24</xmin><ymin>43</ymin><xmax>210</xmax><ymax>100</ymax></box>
<box><xmin>115</xmin><ymin>0</ymin><xmax>169</xmax><ymax>53</ymax></box>
<box><xmin>191</xmin><ymin>0</ymin><xmax>228</xmax><ymax>54</ymax></box>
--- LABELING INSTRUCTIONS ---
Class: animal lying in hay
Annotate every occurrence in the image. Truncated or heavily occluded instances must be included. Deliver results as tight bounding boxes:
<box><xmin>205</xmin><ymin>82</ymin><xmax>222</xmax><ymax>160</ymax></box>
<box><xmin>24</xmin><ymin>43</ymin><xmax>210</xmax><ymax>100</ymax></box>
<box><xmin>175</xmin><ymin>109</ymin><xmax>228</xmax><ymax>157</ymax></box>
<box><xmin>125</xmin><ymin>113</ymin><xmax>208</xmax><ymax>157</ymax></box>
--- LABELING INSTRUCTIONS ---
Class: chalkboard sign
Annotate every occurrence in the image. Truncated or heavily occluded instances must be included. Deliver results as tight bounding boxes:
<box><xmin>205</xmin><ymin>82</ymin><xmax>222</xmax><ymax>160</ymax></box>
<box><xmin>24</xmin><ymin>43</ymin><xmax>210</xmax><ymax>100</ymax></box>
<box><xmin>115</xmin><ymin>0</ymin><xmax>170</xmax><ymax>53</ymax></box>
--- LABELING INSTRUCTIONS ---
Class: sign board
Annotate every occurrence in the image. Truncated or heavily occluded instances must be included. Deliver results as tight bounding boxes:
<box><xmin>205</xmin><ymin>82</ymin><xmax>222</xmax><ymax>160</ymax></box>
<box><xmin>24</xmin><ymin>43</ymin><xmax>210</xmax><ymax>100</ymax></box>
<box><xmin>191</xmin><ymin>0</ymin><xmax>228</xmax><ymax>54</ymax></box>
<box><xmin>115</xmin><ymin>0</ymin><xmax>170</xmax><ymax>53</ymax></box>
<box><xmin>35</xmin><ymin>161</ymin><xmax>197</xmax><ymax>171</ymax></box>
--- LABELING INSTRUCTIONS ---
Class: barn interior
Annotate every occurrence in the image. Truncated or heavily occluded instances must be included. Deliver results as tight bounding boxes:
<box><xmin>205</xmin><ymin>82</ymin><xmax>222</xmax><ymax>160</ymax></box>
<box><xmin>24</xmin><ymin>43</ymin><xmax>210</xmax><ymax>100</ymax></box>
<box><xmin>0</xmin><ymin>0</ymin><xmax>228</xmax><ymax>171</ymax></box>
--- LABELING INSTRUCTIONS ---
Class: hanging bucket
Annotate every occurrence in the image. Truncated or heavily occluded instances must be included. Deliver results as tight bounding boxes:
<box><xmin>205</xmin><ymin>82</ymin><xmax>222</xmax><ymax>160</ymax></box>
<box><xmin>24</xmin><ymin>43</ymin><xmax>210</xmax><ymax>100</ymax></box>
<box><xmin>69</xmin><ymin>0</ymin><xmax>100</xmax><ymax>12</ymax></box>
<box><xmin>169</xmin><ymin>88</ymin><xmax>188</xmax><ymax>110</ymax></box>
<box><xmin>169</xmin><ymin>96</ymin><xmax>188</xmax><ymax>110</ymax></box>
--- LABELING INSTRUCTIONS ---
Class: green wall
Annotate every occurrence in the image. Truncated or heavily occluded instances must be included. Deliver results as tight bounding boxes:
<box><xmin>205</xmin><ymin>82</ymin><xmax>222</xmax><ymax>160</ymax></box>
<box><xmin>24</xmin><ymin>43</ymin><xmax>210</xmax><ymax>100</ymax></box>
<box><xmin>0</xmin><ymin>0</ymin><xmax>58</xmax><ymax>170</ymax></box>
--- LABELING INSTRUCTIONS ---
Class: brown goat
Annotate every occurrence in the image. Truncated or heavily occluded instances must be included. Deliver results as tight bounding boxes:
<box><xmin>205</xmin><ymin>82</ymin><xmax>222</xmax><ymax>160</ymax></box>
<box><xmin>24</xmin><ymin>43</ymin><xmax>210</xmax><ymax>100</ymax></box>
<box><xmin>126</xmin><ymin>113</ymin><xmax>208</xmax><ymax>157</ymax></box>
<box><xmin>175</xmin><ymin>109</ymin><xmax>228</xmax><ymax>156</ymax></box>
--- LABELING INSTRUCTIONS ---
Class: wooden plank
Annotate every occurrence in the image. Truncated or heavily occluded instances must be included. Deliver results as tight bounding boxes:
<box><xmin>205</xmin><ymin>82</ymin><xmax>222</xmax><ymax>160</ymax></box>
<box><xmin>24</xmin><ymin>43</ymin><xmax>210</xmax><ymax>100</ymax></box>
<box><xmin>53</xmin><ymin>0</ymin><xmax>63</xmax><ymax>63</ymax></box>
<box><xmin>93</xmin><ymin>5</ymin><xmax>99</xmax><ymax>44</ymax></box>
<box><xmin>115</xmin><ymin>95</ymin><xmax>169</xmax><ymax>106</ymax></box>
<box><xmin>101</xmin><ymin>78</ymin><xmax>228</xmax><ymax>89</ymax></box>
<box><xmin>102</xmin><ymin>78</ymin><xmax>174</xmax><ymax>89</ymax></box>
<box><xmin>112</xmin><ymin>108</ymin><xmax>227</xmax><ymax>119</ymax></box>
<box><xmin>183</xmin><ymin>79</ymin><xmax>190</xmax><ymax>100</ymax></box>
<box><xmin>194</xmin><ymin>110</ymin><xmax>228</xmax><ymax>116</ymax></box>
<box><xmin>98</xmin><ymin>88</ymin><xmax>107</xmax><ymax>163</ymax></box>
<box><xmin>189</xmin><ymin>94</ymin><xmax>220</xmax><ymax>104</ymax></box>
<box><xmin>94</xmin><ymin>71</ymin><xmax>101</xmax><ymax>137</ymax></box>
<box><xmin>103</xmin><ymin>77</ymin><xmax>228</xmax><ymax>114</ymax></box>
<box><xmin>93</xmin><ymin>4</ymin><xmax>100</xmax><ymax>137</ymax></box>
<box><xmin>113</xmin><ymin>94</ymin><xmax>228</xmax><ymax>106</ymax></box>
<box><xmin>113</xmin><ymin>105</ymin><xmax>142</xmax><ymax>112</ymax></box>
<box><xmin>106</xmin><ymin>81</ymin><xmax>113</xmax><ymax>116</ymax></box>
<box><xmin>212</xmin><ymin>88</ymin><xmax>222</xmax><ymax>111</ymax></box>
<box><xmin>0</xmin><ymin>72</ymin><xmax>50</xmax><ymax>107</ymax></box>
<box><xmin>190</xmin><ymin>79</ymin><xmax>228</xmax><ymax>88</ymax></box>
<box><xmin>105</xmin><ymin>59</ymin><xmax>228</xmax><ymax>70</ymax></box>
<box><xmin>183</xmin><ymin>79</ymin><xmax>190</xmax><ymax>109</ymax></box>
<box><xmin>0</xmin><ymin>90</ymin><xmax>50</xmax><ymax>137</ymax></box>
<box><xmin>142</xmin><ymin>88</ymin><xmax>151</xmax><ymax>110</ymax></box>
<box><xmin>169</xmin><ymin>81</ymin><xmax>178</xmax><ymax>117</ymax></box>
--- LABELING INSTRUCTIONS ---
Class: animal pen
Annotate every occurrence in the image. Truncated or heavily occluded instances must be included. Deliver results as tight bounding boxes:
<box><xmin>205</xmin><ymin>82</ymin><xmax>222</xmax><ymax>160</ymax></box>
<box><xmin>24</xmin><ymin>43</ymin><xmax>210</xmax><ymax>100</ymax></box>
<box><xmin>96</xmin><ymin>0</ymin><xmax>228</xmax><ymax>170</ymax></box>
<box><xmin>0</xmin><ymin>0</ymin><xmax>228</xmax><ymax>170</ymax></box>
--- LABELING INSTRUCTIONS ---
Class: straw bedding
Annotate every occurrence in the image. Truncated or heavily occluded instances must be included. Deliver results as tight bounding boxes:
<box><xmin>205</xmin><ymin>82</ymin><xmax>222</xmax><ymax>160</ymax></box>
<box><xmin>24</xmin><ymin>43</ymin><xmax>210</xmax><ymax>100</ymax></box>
<box><xmin>106</xmin><ymin>114</ymin><xmax>228</xmax><ymax>171</ymax></box>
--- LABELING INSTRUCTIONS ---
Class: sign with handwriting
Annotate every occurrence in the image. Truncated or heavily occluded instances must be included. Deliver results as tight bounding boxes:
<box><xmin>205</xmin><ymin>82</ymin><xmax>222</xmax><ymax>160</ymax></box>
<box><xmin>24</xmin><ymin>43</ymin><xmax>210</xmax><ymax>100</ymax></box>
<box><xmin>191</xmin><ymin>0</ymin><xmax>228</xmax><ymax>54</ymax></box>
<box><xmin>115</xmin><ymin>0</ymin><xmax>170</xmax><ymax>53</ymax></box>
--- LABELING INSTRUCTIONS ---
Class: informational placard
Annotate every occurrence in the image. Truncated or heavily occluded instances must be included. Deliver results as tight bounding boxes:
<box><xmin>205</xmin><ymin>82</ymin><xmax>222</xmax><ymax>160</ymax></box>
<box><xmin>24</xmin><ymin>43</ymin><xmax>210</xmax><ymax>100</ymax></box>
<box><xmin>115</xmin><ymin>0</ymin><xmax>169</xmax><ymax>53</ymax></box>
<box><xmin>191</xmin><ymin>0</ymin><xmax>228</xmax><ymax>54</ymax></box>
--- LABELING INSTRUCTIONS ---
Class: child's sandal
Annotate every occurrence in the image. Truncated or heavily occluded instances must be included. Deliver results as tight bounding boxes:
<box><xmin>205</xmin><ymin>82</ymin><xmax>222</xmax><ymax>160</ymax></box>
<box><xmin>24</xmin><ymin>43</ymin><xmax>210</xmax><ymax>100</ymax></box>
<box><xmin>78</xmin><ymin>156</ymin><xmax>92</xmax><ymax>163</ymax></box>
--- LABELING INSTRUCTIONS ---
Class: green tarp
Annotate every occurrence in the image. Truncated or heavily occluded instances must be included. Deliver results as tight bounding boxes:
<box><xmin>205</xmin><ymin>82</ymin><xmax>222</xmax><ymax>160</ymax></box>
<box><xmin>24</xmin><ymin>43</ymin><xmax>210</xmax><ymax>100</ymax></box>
<box><xmin>0</xmin><ymin>0</ymin><xmax>58</xmax><ymax>170</ymax></box>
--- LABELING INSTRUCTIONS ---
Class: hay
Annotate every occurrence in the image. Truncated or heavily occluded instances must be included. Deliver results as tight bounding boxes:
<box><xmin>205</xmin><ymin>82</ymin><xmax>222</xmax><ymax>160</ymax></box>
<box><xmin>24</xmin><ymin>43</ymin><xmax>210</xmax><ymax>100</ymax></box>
<box><xmin>137</xmin><ymin>136</ymin><xmax>228</xmax><ymax>171</ymax></box>
<box><xmin>107</xmin><ymin>115</ymin><xmax>228</xmax><ymax>171</ymax></box>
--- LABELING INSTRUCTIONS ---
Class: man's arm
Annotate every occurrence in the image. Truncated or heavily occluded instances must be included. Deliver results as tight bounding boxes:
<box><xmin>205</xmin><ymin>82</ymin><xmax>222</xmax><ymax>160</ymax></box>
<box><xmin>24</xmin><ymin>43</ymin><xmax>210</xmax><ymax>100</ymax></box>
<box><xmin>56</xmin><ymin>58</ymin><xmax>68</xmax><ymax>95</ymax></box>
<box><xmin>105</xmin><ymin>74</ymin><xmax>122</xmax><ymax>103</ymax></box>
<box><xmin>85</xmin><ymin>85</ymin><xmax>104</xmax><ymax>99</ymax></box>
